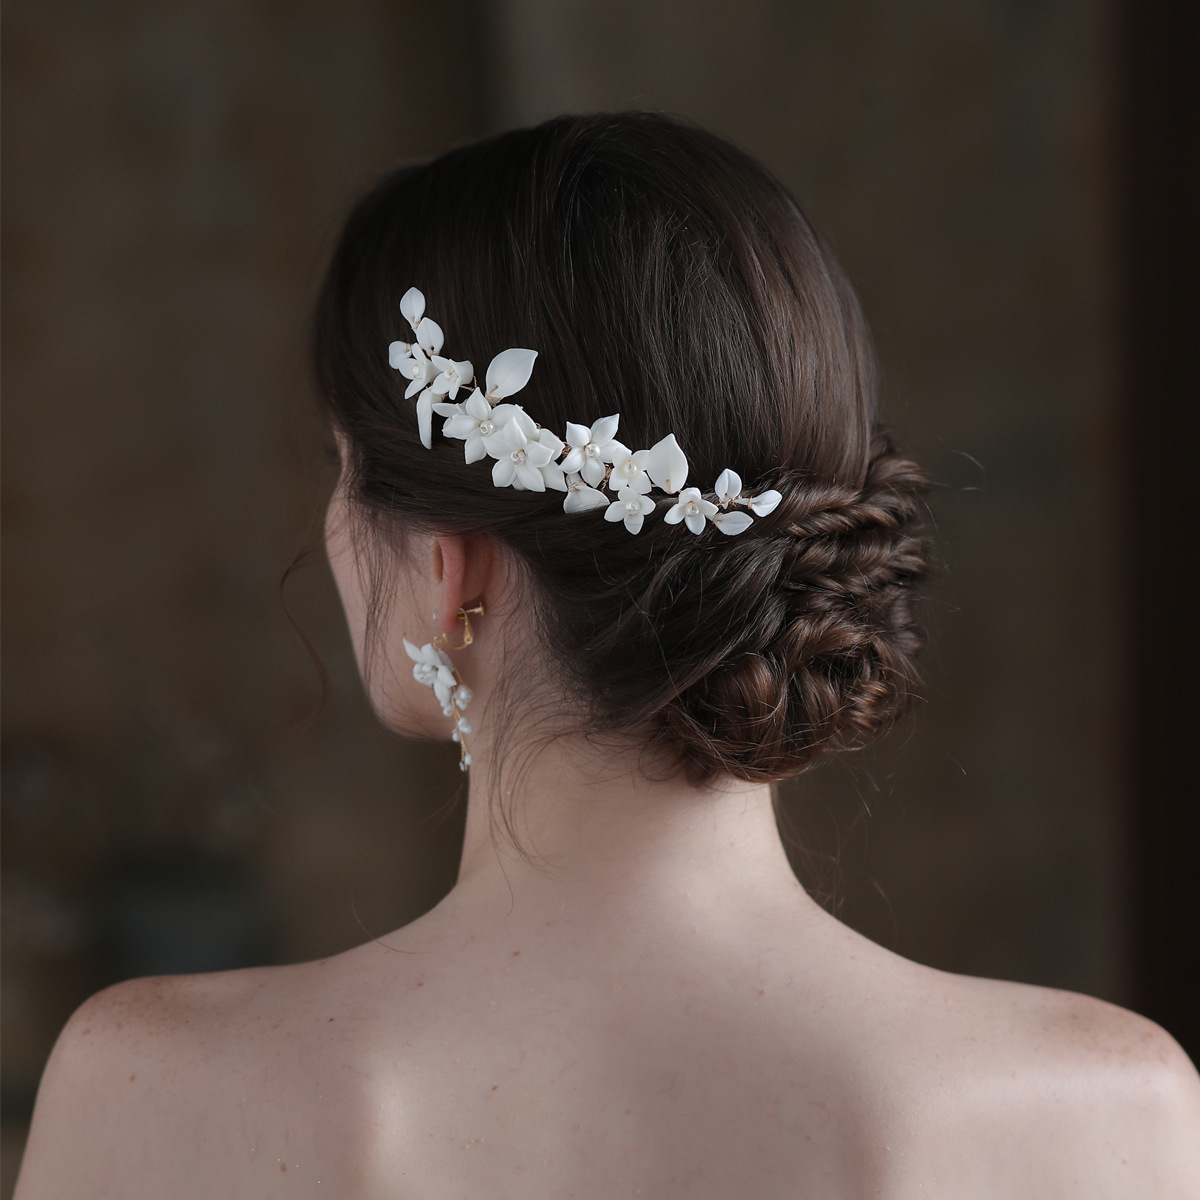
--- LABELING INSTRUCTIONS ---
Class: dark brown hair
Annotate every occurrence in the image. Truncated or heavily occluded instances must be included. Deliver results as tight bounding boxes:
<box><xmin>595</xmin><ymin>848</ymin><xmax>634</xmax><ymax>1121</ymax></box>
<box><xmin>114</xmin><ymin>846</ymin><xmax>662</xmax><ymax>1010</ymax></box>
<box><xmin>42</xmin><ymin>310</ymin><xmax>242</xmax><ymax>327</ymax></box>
<box><xmin>313</xmin><ymin>112</ymin><xmax>929</xmax><ymax>785</ymax></box>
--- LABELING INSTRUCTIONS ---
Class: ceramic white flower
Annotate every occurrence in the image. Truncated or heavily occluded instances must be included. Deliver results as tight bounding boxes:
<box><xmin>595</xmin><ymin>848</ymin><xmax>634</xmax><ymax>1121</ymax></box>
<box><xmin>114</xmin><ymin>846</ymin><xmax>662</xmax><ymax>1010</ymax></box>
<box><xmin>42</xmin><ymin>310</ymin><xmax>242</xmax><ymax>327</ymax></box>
<box><xmin>607</xmin><ymin>445</ymin><xmax>653</xmax><ymax>494</ymax></box>
<box><xmin>490</xmin><ymin>417</ymin><xmax>555</xmax><ymax>491</ymax></box>
<box><xmin>485</xmin><ymin>348</ymin><xmax>538</xmax><ymax>400</ymax></box>
<box><xmin>645</xmin><ymin>433</ymin><xmax>689</xmax><ymax>495</ymax></box>
<box><xmin>400</xmin><ymin>287</ymin><xmax>425</xmax><ymax>331</ymax></box>
<box><xmin>403</xmin><ymin>639</ymin><xmax>456</xmax><ymax>706</ymax></box>
<box><xmin>481</xmin><ymin>405</ymin><xmax>537</xmax><ymax>458</ymax></box>
<box><xmin>664</xmin><ymin>486</ymin><xmax>717</xmax><ymax>534</ymax></box>
<box><xmin>430</xmin><ymin>356</ymin><xmax>473</xmax><ymax>400</ymax></box>
<box><xmin>605</xmin><ymin>485</ymin><xmax>656</xmax><ymax>534</ymax></box>
<box><xmin>388</xmin><ymin>340</ymin><xmax>414</xmax><ymax>369</ymax></box>
<box><xmin>563</xmin><ymin>473</ymin><xmax>609</xmax><ymax>513</ymax></box>
<box><xmin>403</xmin><ymin>344</ymin><xmax>438</xmax><ymax>398</ymax></box>
<box><xmin>438</xmin><ymin>388</ymin><xmax>496</xmax><ymax>463</ymax></box>
<box><xmin>561</xmin><ymin>415</ymin><xmax>622</xmax><ymax>487</ymax></box>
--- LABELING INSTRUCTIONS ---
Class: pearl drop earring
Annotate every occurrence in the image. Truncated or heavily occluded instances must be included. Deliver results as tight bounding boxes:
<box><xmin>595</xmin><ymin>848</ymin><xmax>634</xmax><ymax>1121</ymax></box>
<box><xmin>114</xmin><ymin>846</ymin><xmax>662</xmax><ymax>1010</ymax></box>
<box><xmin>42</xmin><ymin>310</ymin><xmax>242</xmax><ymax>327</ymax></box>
<box><xmin>402</xmin><ymin>603</ymin><xmax>482</xmax><ymax>771</ymax></box>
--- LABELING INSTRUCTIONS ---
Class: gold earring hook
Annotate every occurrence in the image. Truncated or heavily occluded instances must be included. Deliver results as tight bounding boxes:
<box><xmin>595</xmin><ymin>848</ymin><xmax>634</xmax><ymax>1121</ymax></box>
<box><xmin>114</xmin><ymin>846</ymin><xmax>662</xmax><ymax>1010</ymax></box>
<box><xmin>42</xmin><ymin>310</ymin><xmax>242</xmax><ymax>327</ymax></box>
<box><xmin>433</xmin><ymin>602</ymin><xmax>484</xmax><ymax>652</ymax></box>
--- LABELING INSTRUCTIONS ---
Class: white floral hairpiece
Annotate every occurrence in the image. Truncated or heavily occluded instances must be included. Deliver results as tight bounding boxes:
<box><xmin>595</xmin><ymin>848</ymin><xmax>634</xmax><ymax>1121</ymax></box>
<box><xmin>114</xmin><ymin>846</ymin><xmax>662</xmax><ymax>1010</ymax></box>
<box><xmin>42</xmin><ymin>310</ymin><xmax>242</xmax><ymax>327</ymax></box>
<box><xmin>388</xmin><ymin>287</ymin><xmax>782</xmax><ymax>535</ymax></box>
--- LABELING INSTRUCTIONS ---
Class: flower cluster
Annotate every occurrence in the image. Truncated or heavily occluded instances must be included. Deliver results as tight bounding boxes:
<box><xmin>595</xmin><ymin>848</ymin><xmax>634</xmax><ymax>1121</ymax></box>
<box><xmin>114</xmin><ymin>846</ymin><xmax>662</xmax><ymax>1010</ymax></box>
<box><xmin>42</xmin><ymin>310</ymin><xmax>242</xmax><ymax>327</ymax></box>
<box><xmin>403</xmin><ymin>639</ymin><xmax>475</xmax><ymax>770</ymax></box>
<box><xmin>389</xmin><ymin>288</ymin><xmax>782</xmax><ymax>535</ymax></box>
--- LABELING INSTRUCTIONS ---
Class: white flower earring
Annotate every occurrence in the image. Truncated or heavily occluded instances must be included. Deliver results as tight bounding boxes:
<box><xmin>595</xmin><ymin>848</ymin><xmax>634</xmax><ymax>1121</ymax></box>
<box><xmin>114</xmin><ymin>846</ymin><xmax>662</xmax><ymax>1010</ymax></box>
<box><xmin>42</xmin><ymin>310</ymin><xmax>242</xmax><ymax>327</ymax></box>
<box><xmin>402</xmin><ymin>603</ymin><xmax>482</xmax><ymax>772</ymax></box>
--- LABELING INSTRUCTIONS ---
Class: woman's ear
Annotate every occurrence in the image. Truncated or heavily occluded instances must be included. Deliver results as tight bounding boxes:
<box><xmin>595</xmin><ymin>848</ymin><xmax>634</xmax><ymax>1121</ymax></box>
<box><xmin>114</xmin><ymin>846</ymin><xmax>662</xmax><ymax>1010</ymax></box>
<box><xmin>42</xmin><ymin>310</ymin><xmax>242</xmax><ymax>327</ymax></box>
<box><xmin>432</xmin><ymin>534</ymin><xmax>495</xmax><ymax>638</ymax></box>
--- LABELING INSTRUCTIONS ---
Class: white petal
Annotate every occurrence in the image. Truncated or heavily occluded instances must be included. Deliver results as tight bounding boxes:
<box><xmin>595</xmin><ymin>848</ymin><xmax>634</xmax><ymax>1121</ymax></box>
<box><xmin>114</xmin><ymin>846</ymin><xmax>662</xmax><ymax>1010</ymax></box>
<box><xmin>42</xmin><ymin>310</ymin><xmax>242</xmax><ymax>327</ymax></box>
<box><xmin>645</xmin><ymin>432</ymin><xmax>689</xmax><ymax>494</ymax></box>
<box><xmin>604</xmin><ymin>500</ymin><xmax>626</xmax><ymax>522</ymax></box>
<box><xmin>463</xmin><ymin>435</ymin><xmax>488</xmax><ymax>464</ymax></box>
<box><xmin>676</xmin><ymin>487</ymin><xmax>703</xmax><ymax>504</ymax></box>
<box><xmin>443</xmin><ymin>414</ymin><xmax>475</xmax><ymax>439</ymax></box>
<box><xmin>403</xmin><ymin>638</ymin><xmax>423</xmax><ymax>663</ymax></box>
<box><xmin>713</xmin><ymin>510</ymin><xmax>755</xmax><ymax>536</ymax></box>
<box><xmin>564</xmin><ymin>486</ymin><xmax>609</xmax><ymax>512</ymax></box>
<box><xmin>601</xmin><ymin>440</ymin><xmax>630</xmax><ymax>465</ymax></box>
<box><xmin>416</xmin><ymin>390</ymin><xmax>433</xmax><ymax>449</ymax></box>
<box><xmin>541</xmin><ymin>462</ymin><xmax>568</xmax><ymax>491</ymax></box>
<box><xmin>636</xmin><ymin>493</ymin><xmax>655</xmax><ymax>515</ymax></box>
<box><xmin>696</xmin><ymin>497</ymin><xmax>719</xmax><ymax>517</ymax></box>
<box><xmin>404</xmin><ymin>376</ymin><xmax>424</xmax><ymax>399</ymax></box>
<box><xmin>684</xmin><ymin>512</ymin><xmax>707</xmax><ymax>534</ymax></box>
<box><xmin>430</xmin><ymin>375</ymin><xmax>452</xmax><ymax>397</ymax></box>
<box><xmin>534</xmin><ymin>428</ymin><xmax>565</xmax><ymax>457</ymax></box>
<box><xmin>416</xmin><ymin>317</ymin><xmax>444</xmax><ymax>355</ymax></box>
<box><xmin>492</xmin><ymin>457</ymin><xmax>517</xmax><ymax>487</ymax></box>
<box><xmin>562</xmin><ymin>447</ymin><xmax>585</xmax><ymax>473</ymax></box>
<box><xmin>581</xmin><ymin>457</ymin><xmax>607</xmax><ymax>487</ymax></box>
<box><xmin>400</xmin><ymin>287</ymin><xmax>425</xmax><ymax>328</ymax></box>
<box><xmin>464</xmin><ymin>388</ymin><xmax>491</xmax><ymax>420</ymax></box>
<box><xmin>517</xmin><ymin>462</ymin><xmax>547</xmax><ymax>491</ymax></box>
<box><xmin>663</xmin><ymin>503</ymin><xmax>685</xmax><ymax>525</ymax></box>
<box><xmin>590</xmin><ymin>414</ymin><xmax>620</xmax><ymax>444</ymax></box>
<box><xmin>432</xmin><ymin>401</ymin><xmax>463</xmax><ymax>419</ymax></box>
<box><xmin>485</xmin><ymin>348</ymin><xmax>538</xmax><ymax>399</ymax></box>
<box><xmin>623</xmin><ymin>513</ymin><xmax>645</xmax><ymax>534</ymax></box>
<box><xmin>565</xmin><ymin>421</ymin><xmax>591</xmax><ymax>448</ymax></box>
<box><xmin>431</xmin><ymin>355</ymin><xmax>450</xmax><ymax>371</ymax></box>
<box><xmin>749</xmin><ymin>489</ymin><xmax>783</xmax><ymax>516</ymax></box>
<box><xmin>714</xmin><ymin>468</ymin><xmax>742</xmax><ymax>502</ymax></box>
<box><xmin>388</xmin><ymin>341</ymin><xmax>413</xmax><ymax>370</ymax></box>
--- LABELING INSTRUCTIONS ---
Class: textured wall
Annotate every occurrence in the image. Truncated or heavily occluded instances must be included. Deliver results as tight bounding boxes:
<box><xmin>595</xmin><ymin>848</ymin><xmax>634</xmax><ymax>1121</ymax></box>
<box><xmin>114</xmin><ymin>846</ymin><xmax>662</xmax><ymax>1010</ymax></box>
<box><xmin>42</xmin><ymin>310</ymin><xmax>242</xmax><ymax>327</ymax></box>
<box><xmin>491</xmin><ymin>0</ymin><xmax>1125</xmax><ymax>995</ymax></box>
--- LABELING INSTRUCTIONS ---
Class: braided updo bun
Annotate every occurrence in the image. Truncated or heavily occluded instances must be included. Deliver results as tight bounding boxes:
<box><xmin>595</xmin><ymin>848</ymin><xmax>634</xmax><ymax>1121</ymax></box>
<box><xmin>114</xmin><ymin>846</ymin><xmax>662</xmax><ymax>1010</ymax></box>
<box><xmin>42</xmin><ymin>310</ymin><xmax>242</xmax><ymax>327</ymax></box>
<box><xmin>314</xmin><ymin>112</ymin><xmax>930</xmax><ymax>784</ymax></box>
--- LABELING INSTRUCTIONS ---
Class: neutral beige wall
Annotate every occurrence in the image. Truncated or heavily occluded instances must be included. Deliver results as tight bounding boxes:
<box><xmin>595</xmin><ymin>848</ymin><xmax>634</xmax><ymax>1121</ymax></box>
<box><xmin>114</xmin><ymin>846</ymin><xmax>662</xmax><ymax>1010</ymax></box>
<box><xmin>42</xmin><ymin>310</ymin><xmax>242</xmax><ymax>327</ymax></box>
<box><xmin>489</xmin><ymin>0</ymin><xmax>1125</xmax><ymax>997</ymax></box>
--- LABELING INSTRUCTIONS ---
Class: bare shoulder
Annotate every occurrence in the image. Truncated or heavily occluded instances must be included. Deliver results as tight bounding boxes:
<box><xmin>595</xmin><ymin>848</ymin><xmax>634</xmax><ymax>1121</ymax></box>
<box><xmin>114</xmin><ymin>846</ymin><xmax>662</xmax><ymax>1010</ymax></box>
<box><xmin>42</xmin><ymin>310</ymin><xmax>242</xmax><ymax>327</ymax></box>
<box><xmin>906</xmin><ymin>967</ymin><xmax>1200</xmax><ymax>1199</ymax></box>
<box><xmin>15</xmin><ymin>963</ymin><xmax>338</xmax><ymax>1200</ymax></box>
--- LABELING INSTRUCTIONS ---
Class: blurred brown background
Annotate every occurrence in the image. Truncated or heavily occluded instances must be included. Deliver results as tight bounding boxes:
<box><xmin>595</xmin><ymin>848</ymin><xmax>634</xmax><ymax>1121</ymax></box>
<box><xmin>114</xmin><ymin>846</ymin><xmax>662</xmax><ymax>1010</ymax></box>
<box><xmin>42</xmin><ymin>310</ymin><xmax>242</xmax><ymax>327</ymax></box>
<box><xmin>3</xmin><ymin>0</ymin><xmax>1196</xmax><ymax>1189</ymax></box>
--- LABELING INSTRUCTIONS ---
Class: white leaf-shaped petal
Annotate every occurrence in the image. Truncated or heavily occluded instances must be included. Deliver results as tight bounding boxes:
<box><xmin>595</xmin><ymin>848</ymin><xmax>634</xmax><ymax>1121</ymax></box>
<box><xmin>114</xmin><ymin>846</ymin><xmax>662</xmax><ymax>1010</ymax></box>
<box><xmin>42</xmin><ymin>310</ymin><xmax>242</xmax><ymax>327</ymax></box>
<box><xmin>534</xmin><ymin>428</ymin><xmax>565</xmax><ymax>458</ymax></box>
<box><xmin>416</xmin><ymin>390</ymin><xmax>433</xmax><ymax>450</ymax></box>
<box><xmin>443</xmin><ymin>413</ymin><xmax>476</xmax><ymax>440</ymax></box>
<box><xmin>713</xmin><ymin>510</ymin><xmax>755</xmax><ymax>536</ymax></box>
<box><xmin>695</xmin><ymin>497</ymin><xmax>719</xmax><ymax>518</ymax></box>
<box><xmin>400</xmin><ymin>287</ymin><xmax>425</xmax><ymax>328</ymax></box>
<box><xmin>591</xmin><ymin>414</ymin><xmax>620</xmax><ymax>444</ymax></box>
<box><xmin>604</xmin><ymin>500</ymin><xmax>626</xmax><ymax>522</ymax></box>
<box><xmin>565</xmin><ymin>421</ymin><xmax>591</xmax><ymax>448</ymax></box>
<box><xmin>432</xmin><ymin>401</ymin><xmax>463</xmax><ymax>419</ymax></box>
<box><xmin>492</xmin><ymin>457</ymin><xmax>517</xmax><ymax>487</ymax></box>
<box><xmin>623</xmin><ymin>513</ymin><xmax>645</xmax><ymax>534</ymax></box>
<box><xmin>517</xmin><ymin>462</ymin><xmax>547</xmax><ymax>491</ymax></box>
<box><xmin>581</xmin><ymin>457</ymin><xmax>607</xmax><ymax>487</ymax></box>
<box><xmin>389</xmin><ymin>341</ymin><xmax>413</xmax><ymax>370</ymax></box>
<box><xmin>663</xmin><ymin>504</ymin><xmax>685</xmax><ymax>525</ymax></box>
<box><xmin>463</xmin><ymin>436</ymin><xmax>488</xmax><ymax>465</ymax></box>
<box><xmin>464</xmin><ymin>388</ymin><xmax>491</xmax><ymax>420</ymax></box>
<box><xmin>684</xmin><ymin>512</ymin><xmax>707</xmax><ymax>534</ymax></box>
<box><xmin>564</xmin><ymin>486</ymin><xmax>609</xmax><ymax>512</ymax></box>
<box><xmin>562</xmin><ymin>447</ymin><xmax>586</xmax><ymax>474</ymax></box>
<box><xmin>524</xmin><ymin>441</ymin><xmax>555</xmax><ymax>469</ymax></box>
<box><xmin>485</xmin><ymin>348</ymin><xmax>538</xmax><ymax>399</ymax></box>
<box><xmin>645</xmin><ymin>432</ymin><xmax>689</xmax><ymax>494</ymax></box>
<box><xmin>403</xmin><ymin>638</ymin><xmax>424</xmax><ymax>663</ymax></box>
<box><xmin>541</xmin><ymin>461</ymin><xmax>568</xmax><ymax>491</ymax></box>
<box><xmin>749</xmin><ymin>489</ymin><xmax>783</xmax><ymax>516</ymax></box>
<box><xmin>714</xmin><ymin>468</ymin><xmax>742</xmax><ymax>503</ymax></box>
<box><xmin>416</xmin><ymin>317</ymin><xmax>444</xmax><ymax>355</ymax></box>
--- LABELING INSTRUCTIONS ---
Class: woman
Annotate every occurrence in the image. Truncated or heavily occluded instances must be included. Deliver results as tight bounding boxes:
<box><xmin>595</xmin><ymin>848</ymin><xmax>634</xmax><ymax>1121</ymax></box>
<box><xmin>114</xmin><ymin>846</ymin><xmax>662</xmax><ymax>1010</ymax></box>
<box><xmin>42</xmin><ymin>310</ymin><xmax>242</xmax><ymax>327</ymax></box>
<box><xmin>17</xmin><ymin>112</ymin><xmax>1199</xmax><ymax>1198</ymax></box>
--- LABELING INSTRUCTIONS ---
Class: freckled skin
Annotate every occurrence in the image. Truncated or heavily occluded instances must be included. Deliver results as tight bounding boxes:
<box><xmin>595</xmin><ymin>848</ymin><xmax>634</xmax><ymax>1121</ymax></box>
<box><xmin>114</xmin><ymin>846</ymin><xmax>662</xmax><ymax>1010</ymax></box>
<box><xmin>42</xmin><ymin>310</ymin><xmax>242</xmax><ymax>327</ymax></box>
<box><xmin>14</xmin><ymin>502</ymin><xmax>1200</xmax><ymax>1199</ymax></box>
